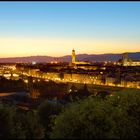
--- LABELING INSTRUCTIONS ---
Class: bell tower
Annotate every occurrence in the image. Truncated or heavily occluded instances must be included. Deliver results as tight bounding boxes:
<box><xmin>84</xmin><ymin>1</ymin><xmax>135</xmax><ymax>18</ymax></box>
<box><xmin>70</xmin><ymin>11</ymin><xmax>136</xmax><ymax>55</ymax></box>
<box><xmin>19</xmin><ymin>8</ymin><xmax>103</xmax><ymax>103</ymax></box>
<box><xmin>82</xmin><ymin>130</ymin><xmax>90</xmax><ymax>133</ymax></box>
<box><xmin>122</xmin><ymin>52</ymin><xmax>128</xmax><ymax>66</ymax></box>
<box><xmin>72</xmin><ymin>49</ymin><xmax>76</xmax><ymax>63</ymax></box>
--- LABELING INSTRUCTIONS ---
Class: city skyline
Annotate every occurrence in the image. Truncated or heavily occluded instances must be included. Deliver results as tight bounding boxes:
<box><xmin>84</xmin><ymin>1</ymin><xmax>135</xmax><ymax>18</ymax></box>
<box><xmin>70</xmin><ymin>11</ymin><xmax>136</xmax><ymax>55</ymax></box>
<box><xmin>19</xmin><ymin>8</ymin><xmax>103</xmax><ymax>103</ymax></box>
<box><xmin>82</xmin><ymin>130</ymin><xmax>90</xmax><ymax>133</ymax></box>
<box><xmin>0</xmin><ymin>2</ymin><xmax>140</xmax><ymax>57</ymax></box>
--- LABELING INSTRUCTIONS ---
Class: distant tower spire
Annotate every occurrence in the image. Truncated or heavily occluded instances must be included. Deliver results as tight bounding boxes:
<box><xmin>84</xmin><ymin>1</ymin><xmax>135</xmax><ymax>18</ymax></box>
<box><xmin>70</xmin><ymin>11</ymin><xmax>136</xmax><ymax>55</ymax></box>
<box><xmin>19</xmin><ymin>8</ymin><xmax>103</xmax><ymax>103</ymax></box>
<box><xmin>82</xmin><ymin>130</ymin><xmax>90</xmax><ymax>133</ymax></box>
<box><xmin>72</xmin><ymin>49</ymin><xmax>76</xmax><ymax>63</ymax></box>
<box><xmin>123</xmin><ymin>52</ymin><xmax>128</xmax><ymax>60</ymax></box>
<box><xmin>122</xmin><ymin>52</ymin><xmax>129</xmax><ymax>66</ymax></box>
<box><xmin>122</xmin><ymin>52</ymin><xmax>128</xmax><ymax>63</ymax></box>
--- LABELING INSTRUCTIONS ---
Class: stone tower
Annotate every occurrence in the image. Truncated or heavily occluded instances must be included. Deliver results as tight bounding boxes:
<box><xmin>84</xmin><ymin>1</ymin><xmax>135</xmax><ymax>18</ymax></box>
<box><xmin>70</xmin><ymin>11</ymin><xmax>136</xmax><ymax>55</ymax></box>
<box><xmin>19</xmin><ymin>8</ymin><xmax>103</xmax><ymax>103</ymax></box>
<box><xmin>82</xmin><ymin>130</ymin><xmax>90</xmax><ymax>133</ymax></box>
<box><xmin>122</xmin><ymin>52</ymin><xmax>132</xmax><ymax>66</ymax></box>
<box><xmin>122</xmin><ymin>53</ymin><xmax>128</xmax><ymax>62</ymax></box>
<box><xmin>72</xmin><ymin>49</ymin><xmax>76</xmax><ymax>63</ymax></box>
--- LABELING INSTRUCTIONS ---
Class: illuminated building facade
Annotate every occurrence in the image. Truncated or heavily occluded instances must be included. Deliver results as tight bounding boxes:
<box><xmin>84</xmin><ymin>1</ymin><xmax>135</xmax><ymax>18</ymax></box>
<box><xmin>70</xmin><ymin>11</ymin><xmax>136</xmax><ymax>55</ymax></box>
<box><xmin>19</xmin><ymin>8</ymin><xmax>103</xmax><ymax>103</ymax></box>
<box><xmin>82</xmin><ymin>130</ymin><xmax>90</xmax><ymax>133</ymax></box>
<box><xmin>72</xmin><ymin>49</ymin><xmax>76</xmax><ymax>63</ymax></box>
<box><xmin>121</xmin><ymin>52</ymin><xmax>140</xmax><ymax>66</ymax></box>
<box><xmin>69</xmin><ymin>49</ymin><xmax>90</xmax><ymax>66</ymax></box>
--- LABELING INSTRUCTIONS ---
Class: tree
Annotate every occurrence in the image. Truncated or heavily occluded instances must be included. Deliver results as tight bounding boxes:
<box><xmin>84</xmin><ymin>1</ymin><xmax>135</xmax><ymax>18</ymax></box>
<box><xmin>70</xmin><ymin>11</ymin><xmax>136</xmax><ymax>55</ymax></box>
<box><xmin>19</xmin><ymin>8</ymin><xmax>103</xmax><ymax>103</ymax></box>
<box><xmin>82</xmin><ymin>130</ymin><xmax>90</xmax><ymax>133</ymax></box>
<box><xmin>28</xmin><ymin>88</ymin><xmax>40</xmax><ymax>99</ymax></box>
<box><xmin>96</xmin><ymin>90</ymin><xmax>111</xmax><ymax>99</ymax></box>
<box><xmin>50</xmin><ymin>93</ymin><xmax>140</xmax><ymax>139</ymax></box>
<box><xmin>0</xmin><ymin>103</ymin><xmax>45</xmax><ymax>139</ymax></box>
<box><xmin>64</xmin><ymin>84</ymin><xmax>91</xmax><ymax>102</ymax></box>
<box><xmin>106</xmin><ymin>92</ymin><xmax>140</xmax><ymax>138</ymax></box>
<box><xmin>37</xmin><ymin>100</ymin><xmax>63</xmax><ymax>137</ymax></box>
<box><xmin>13</xmin><ymin>110</ymin><xmax>45</xmax><ymax>139</ymax></box>
<box><xmin>0</xmin><ymin>103</ymin><xmax>16</xmax><ymax>139</ymax></box>
<box><xmin>50</xmin><ymin>97</ymin><xmax>115</xmax><ymax>139</ymax></box>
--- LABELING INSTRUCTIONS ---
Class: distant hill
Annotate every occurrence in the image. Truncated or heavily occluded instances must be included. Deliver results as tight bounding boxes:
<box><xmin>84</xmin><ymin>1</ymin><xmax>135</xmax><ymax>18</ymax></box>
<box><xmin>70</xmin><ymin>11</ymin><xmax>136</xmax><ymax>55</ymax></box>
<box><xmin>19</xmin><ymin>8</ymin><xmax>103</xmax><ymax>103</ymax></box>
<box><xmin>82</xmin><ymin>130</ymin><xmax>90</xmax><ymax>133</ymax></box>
<box><xmin>0</xmin><ymin>56</ymin><xmax>55</xmax><ymax>63</ymax></box>
<box><xmin>82</xmin><ymin>52</ymin><xmax>140</xmax><ymax>62</ymax></box>
<box><xmin>0</xmin><ymin>52</ymin><xmax>140</xmax><ymax>63</ymax></box>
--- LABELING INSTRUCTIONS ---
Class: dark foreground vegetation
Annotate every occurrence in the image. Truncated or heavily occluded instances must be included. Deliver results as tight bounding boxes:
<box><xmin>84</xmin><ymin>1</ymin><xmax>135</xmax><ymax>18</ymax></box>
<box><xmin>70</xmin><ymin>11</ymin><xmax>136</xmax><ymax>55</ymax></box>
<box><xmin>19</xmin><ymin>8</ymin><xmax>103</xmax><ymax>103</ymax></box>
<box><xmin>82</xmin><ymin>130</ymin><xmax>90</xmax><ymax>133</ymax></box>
<box><xmin>0</xmin><ymin>76</ymin><xmax>27</xmax><ymax>92</ymax></box>
<box><xmin>1</xmin><ymin>91</ymin><xmax>140</xmax><ymax>139</ymax></box>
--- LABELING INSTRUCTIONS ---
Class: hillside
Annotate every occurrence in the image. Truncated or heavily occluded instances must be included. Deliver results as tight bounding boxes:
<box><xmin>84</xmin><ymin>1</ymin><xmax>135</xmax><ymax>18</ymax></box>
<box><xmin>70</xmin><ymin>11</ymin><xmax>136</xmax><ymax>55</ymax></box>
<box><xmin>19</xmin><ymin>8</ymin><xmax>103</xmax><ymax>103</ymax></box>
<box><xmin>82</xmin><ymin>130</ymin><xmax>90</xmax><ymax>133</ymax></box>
<box><xmin>0</xmin><ymin>52</ymin><xmax>139</xmax><ymax>63</ymax></box>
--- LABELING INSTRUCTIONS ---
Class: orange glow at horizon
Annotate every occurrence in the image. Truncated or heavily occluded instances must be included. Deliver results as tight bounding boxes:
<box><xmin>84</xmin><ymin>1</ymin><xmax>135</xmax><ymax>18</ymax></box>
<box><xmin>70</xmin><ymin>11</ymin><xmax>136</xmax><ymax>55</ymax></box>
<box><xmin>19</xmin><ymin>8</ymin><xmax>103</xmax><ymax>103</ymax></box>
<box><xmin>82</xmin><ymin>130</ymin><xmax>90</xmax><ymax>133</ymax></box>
<box><xmin>0</xmin><ymin>37</ymin><xmax>140</xmax><ymax>58</ymax></box>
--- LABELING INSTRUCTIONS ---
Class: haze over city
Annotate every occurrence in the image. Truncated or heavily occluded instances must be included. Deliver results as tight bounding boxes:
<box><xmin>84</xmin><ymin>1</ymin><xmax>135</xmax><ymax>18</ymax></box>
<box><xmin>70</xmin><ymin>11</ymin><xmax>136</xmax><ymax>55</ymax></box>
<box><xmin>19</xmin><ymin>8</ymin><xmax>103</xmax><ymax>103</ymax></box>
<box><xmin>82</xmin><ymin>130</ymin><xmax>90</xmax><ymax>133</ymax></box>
<box><xmin>0</xmin><ymin>2</ymin><xmax>140</xmax><ymax>57</ymax></box>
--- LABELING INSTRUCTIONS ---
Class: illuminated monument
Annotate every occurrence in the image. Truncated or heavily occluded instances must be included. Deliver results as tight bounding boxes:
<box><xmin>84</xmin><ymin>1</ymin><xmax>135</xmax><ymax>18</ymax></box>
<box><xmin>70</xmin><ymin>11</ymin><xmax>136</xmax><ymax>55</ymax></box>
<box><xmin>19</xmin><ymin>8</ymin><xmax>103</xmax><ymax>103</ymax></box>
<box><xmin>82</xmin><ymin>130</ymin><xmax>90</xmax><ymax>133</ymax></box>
<box><xmin>72</xmin><ymin>49</ymin><xmax>76</xmax><ymax>63</ymax></box>
<box><xmin>69</xmin><ymin>49</ymin><xmax>90</xmax><ymax>66</ymax></box>
<box><xmin>121</xmin><ymin>52</ymin><xmax>140</xmax><ymax>66</ymax></box>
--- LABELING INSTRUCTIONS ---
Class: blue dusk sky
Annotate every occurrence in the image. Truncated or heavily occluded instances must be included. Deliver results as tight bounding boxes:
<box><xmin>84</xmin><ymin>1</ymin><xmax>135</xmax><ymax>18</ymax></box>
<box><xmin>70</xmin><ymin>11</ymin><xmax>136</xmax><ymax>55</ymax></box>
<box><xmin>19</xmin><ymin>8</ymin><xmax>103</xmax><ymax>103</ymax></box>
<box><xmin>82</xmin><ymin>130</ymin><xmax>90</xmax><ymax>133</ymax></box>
<box><xmin>0</xmin><ymin>2</ymin><xmax>140</xmax><ymax>57</ymax></box>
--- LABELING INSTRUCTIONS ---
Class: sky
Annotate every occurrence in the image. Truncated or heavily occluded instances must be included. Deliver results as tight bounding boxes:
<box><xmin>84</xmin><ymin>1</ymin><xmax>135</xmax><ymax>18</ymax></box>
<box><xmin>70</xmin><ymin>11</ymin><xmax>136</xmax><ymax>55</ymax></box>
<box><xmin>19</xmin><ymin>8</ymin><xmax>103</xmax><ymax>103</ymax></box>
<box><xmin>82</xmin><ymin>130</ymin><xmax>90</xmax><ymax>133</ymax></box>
<box><xmin>0</xmin><ymin>2</ymin><xmax>140</xmax><ymax>57</ymax></box>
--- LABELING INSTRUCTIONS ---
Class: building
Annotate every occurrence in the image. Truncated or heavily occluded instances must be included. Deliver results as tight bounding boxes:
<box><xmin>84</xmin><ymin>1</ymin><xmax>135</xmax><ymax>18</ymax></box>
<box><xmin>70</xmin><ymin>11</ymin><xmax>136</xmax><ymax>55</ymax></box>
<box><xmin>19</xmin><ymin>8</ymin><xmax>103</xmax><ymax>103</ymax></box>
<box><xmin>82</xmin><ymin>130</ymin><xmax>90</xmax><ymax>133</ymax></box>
<box><xmin>119</xmin><ymin>53</ymin><xmax>140</xmax><ymax>66</ymax></box>
<box><xmin>69</xmin><ymin>49</ymin><xmax>90</xmax><ymax>66</ymax></box>
<box><xmin>72</xmin><ymin>49</ymin><xmax>76</xmax><ymax>63</ymax></box>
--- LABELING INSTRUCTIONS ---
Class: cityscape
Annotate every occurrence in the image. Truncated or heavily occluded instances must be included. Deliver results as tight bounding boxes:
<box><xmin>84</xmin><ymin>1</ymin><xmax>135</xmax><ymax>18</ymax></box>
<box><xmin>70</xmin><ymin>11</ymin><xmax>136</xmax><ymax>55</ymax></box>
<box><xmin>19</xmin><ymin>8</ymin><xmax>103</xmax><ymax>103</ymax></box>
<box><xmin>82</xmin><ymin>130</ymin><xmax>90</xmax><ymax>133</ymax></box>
<box><xmin>0</xmin><ymin>2</ymin><xmax>140</xmax><ymax>139</ymax></box>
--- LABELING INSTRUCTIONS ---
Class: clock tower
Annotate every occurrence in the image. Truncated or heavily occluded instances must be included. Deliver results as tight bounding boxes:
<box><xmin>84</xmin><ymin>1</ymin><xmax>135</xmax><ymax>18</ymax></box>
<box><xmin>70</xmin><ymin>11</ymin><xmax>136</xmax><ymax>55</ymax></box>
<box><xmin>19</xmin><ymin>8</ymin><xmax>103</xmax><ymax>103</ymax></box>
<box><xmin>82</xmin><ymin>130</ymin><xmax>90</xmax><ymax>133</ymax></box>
<box><xmin>72</xmin><ymin>49</ymin><xmax>76</xmax><ymax>63</ymax></box>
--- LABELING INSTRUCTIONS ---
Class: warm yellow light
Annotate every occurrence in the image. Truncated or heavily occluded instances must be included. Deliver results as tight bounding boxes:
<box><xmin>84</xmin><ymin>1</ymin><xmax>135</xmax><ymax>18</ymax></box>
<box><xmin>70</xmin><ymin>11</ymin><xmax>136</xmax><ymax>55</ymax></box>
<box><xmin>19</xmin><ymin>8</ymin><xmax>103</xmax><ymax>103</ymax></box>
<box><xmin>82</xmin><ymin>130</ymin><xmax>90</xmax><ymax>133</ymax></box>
<box><xmin>24</xmin><ymin>79</ymin><xmax>28</xmax><ymax>83</ymax></box>
<box><xmin>0</xmin><ymin>37</ymin><xmax>140</xmax><ymax>57</ymax></box>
